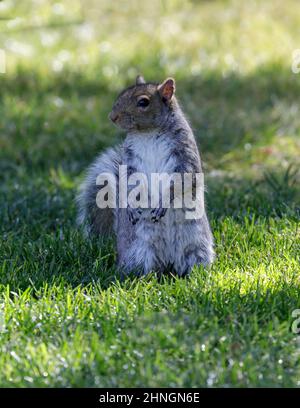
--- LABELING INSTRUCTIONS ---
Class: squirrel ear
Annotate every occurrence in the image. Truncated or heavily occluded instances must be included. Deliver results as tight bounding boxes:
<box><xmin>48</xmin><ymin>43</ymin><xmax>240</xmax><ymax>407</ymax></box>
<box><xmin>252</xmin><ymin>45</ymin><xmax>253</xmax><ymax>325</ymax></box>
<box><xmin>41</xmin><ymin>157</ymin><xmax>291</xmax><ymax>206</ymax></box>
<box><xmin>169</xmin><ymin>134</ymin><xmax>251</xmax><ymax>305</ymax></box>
<box><xmin>158</xmin><ymin>78</ymin><xmax>175</xmax><ymax>101</ymax></box>
<box><xmin>136</xmin><ymin>75</ymin><xmax>146</xmax><ymax>85</ymax></box>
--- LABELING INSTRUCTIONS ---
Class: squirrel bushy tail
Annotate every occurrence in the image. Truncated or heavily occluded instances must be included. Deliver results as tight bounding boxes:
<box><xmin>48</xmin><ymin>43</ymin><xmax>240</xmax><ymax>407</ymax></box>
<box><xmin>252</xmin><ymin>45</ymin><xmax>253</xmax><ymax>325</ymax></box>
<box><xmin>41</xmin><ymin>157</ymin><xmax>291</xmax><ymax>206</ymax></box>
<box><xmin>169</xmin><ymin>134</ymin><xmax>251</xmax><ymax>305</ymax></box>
<box><xmin>76</xmin><ymin>147</ymin><xmax>120</xmax><ymax>236</ymax></box>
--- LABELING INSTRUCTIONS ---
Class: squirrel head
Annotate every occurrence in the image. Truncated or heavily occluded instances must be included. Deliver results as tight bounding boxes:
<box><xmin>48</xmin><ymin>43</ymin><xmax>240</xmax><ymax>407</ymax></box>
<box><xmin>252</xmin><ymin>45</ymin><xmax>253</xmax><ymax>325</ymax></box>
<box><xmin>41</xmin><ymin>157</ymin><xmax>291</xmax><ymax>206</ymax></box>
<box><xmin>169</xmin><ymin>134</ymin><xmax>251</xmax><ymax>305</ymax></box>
<box><xmin>109</xmin><ymin>75</ymin><xmax>176</xmax><ymax>132</ymax></box>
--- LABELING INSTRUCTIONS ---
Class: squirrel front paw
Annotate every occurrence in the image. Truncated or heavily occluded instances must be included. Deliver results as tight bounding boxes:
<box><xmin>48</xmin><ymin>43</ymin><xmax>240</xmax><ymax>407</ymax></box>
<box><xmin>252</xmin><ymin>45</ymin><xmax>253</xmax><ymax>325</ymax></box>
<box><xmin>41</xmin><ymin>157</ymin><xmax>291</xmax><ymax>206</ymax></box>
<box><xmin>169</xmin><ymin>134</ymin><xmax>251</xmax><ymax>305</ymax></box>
<box><xmin>127</xmin><ymin>206</ymin><xmax>143</xmax><ymax>225</ymax></box>
<box><xmin>151</xmin><ymin>207</ymin><xmax>167</xmax><ymax>223</ymax></box>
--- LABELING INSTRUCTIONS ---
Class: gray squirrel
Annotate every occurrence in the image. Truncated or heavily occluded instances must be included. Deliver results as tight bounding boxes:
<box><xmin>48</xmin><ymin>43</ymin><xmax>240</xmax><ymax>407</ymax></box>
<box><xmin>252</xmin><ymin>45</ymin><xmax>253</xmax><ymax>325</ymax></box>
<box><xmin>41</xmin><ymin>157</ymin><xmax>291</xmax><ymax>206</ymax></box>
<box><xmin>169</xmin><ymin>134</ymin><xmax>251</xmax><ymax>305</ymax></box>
<box><xmin>77</xmin><ymin>75</ymin><xmax>214</xmax><ymax>276</ymax></box>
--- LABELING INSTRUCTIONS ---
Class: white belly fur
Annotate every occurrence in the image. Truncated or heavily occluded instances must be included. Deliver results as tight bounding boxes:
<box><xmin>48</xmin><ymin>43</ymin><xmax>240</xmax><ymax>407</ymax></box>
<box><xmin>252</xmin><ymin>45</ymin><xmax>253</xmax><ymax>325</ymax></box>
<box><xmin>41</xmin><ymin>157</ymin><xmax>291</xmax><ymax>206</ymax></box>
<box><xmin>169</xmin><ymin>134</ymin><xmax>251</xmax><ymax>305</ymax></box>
<box><xmin>126</xmin><ymin>132</ymin><xmax>186</xmax><ymax>265</ymax></box>
<box><xmin>128</xmin><ymin>131</ymin><xmax>175</xmax><ymax>174</ymax></box>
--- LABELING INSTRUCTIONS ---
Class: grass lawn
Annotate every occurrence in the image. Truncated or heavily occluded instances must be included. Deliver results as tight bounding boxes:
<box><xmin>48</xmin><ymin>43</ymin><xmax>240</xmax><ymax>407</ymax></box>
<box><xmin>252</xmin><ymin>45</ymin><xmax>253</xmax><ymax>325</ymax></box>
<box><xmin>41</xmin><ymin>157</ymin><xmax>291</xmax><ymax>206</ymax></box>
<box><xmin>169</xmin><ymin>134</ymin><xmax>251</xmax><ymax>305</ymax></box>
<box><xmin>0</xmin><ymin>0</ymin><xmax>300</xmax><ymax>387</ymax></box>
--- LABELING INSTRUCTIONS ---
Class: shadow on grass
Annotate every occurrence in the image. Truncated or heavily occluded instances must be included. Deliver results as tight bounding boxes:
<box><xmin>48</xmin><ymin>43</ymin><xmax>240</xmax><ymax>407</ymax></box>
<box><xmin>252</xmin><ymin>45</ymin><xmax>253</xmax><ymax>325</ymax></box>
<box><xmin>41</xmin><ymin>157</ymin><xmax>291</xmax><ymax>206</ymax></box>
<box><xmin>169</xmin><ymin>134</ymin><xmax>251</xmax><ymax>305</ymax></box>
<box><xmin>206</xmin><ymin>164</ymin><xmax>300</xmax><ymax>220</ymax></box>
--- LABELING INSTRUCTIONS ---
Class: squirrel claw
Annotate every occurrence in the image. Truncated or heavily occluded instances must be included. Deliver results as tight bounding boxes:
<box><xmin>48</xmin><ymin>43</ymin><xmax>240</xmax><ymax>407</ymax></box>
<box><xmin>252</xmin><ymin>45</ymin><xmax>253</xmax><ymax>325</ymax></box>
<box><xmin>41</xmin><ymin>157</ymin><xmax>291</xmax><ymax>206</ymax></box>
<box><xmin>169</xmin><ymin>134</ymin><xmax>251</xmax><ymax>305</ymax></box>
<box><xmin>151</xmin><ymin>207</ymin><xmax>167</xmax><ymax>223</ymax></box>
<box><xmin>127</xmin><ymin>207</ymin><xmax>142</xmax><ymax>225</ymax></box>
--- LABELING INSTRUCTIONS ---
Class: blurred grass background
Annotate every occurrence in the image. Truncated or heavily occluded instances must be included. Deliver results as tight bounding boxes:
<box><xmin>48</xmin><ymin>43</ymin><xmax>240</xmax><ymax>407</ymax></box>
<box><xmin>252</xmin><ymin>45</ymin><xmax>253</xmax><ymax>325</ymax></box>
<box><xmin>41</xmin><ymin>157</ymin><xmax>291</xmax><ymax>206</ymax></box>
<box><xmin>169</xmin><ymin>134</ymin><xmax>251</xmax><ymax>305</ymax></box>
<box><xmin>0</xmin><ymin>0</ymin><xmax>299</xmax><ymax>387</ymax></box>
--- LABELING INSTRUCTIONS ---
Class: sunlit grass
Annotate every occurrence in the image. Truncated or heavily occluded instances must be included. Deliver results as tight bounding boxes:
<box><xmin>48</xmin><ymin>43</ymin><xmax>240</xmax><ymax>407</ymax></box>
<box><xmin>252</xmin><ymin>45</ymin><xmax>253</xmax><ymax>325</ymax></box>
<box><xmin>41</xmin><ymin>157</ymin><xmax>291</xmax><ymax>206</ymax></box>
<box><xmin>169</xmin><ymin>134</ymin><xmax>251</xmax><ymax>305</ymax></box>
<box><xmin>0</xmin><ymin>0</ymin><xmax>299</xmax><ymax>387</ymax></box>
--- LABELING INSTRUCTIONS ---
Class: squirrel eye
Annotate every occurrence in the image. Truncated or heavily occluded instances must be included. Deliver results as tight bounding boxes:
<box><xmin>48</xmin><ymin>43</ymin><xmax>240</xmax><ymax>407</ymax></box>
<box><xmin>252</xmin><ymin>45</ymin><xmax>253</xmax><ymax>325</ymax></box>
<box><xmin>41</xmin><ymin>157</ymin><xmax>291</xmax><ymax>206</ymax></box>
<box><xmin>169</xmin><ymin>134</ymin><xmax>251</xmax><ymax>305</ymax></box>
<box><xmin>137</xmin><ymin>97</ymin><xmax>150</xmax><ymax>108</ymax></box>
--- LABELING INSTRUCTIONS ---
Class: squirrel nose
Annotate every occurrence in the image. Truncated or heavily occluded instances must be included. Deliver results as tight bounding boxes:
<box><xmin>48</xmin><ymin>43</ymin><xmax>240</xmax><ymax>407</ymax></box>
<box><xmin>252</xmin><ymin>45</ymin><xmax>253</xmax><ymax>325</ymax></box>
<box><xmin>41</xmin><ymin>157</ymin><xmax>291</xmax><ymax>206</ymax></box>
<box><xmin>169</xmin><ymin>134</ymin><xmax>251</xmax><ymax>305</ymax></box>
<box><xmin>109</xmin><ymin>112</ymin><xmax>119</xmax><ymax>122</ymax></box>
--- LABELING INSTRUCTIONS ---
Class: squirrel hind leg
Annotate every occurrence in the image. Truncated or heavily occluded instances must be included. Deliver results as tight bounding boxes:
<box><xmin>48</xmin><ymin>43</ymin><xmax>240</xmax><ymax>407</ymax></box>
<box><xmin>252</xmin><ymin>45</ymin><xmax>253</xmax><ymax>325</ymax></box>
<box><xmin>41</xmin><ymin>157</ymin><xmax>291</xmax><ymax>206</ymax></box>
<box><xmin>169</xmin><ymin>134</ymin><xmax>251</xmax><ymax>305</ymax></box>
<box><xmin>175</xmin><ymin>245</ymin><xmax>215</xmax><ymax>277</ymax></box>
<box><xmin>117</xmin><ymin>233</ymin><xmax>162</xmax><ymax>277</ymax></box>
